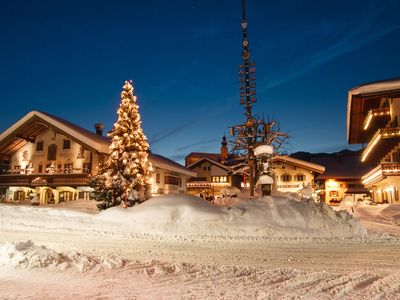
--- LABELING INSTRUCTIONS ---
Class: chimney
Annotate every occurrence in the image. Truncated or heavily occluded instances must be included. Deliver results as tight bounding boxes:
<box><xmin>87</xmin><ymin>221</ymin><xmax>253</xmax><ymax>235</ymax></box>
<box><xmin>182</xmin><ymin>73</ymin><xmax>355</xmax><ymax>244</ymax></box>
<box><xmin>94</xmin><ymin>123</ymin><xmax>104</xmax><ymax>136</ymax></box>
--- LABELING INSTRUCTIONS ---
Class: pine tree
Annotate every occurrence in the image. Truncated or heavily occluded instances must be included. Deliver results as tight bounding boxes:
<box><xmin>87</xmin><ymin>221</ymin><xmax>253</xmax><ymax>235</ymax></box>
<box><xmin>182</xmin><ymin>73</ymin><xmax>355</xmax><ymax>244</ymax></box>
<box><xmin>90</xmin><ymin>80</ymin><xmax>153</xmax><ymax>210</ymax></box>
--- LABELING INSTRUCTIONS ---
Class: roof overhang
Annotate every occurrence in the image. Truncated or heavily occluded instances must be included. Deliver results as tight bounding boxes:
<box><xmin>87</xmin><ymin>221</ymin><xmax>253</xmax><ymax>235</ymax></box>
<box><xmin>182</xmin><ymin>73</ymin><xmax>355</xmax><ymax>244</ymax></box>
<box><xmin>272</xmin><ymin>155</ymin><xmax>325</xmax><ymax>174</ymax></box>
<box><xmin>187</xmin><ymin>157</ymin><xmax>231</xmax><ymax>172</ymax></box>
<box><xmin>150</xmin><ymin>154</ymin><xmax>196</xmax><ymax>177</ymax></box>
<box><xmin>0</xmin><ymin>111</ymin><xmax>110</xmax><ymax>155</ymax></box>
<box><xmin>347</xmin><ymin>78</ymin><xmax>400</xmax><ymax>144</ymax></box>
<box><xmin>0</xmin><ymin>111</ymin><xmax>196</xmax><ymax>177</ymax></box>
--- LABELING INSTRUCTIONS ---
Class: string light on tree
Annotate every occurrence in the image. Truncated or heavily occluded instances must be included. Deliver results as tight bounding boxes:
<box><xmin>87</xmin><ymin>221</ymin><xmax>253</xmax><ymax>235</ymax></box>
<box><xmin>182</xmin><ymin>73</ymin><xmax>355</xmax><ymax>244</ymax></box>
<box><xmin>90</xmin><ymin>80</ymin><xmax>153</xmax><ymax>210</ymax></box>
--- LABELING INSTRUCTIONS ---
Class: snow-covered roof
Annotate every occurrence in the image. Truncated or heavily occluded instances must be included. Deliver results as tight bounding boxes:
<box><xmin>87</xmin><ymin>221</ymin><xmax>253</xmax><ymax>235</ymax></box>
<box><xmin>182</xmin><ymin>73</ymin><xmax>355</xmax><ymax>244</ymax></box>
<box><xmin>0</xmin><ymin>110</ymin><xmax>195</xmax><ymax>177</ymax></box>
<box><xmin>186</xmin><ymin>157</ymin><xmax>231</xmax><ymax>171</ymax></box>
<box><xmin>348</xmin><ymin>77</ymin><xmax>400</xmax><ymax>97</ymax></box>
<box><xmin>272</xmin><ymin>155</ymin><xmax>325</xmax><ymax>174</ymax></box>
<box><xmin>0</xmin><ymin>110</ymin><xmax>110</xmax><ymax>154</ymax></box>
<box><xmin>149</xmin><ymin>153</ymin><xmax>196</xmax><ymax>177</ymax></box>
<box><xmin>347</xmin><ymin>78</ymin><xmax>400</xmax><ymax>143</ymax></box>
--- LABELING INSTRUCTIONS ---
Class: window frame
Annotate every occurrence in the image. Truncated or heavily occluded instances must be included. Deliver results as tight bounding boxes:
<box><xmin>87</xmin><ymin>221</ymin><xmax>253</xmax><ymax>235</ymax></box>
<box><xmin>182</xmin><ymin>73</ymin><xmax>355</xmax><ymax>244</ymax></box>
<box><xmin>36</xmin><ymin>141</ymin><xmax>44</xmax><ymax>151</ymax></box>
<box><xmin>63</xmin><ymin>139</ymin><xmax>71</xmax><ymax>150</ymax></box>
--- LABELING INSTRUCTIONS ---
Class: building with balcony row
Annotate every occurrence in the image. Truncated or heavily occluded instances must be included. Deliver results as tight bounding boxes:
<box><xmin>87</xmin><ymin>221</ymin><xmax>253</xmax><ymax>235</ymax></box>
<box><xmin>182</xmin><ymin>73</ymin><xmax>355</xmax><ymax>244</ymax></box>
<box><xmin>185</xmin><ymin>137</ymin><xmax>325</xmax><ymax>199</ymax></box>
<box><xmin>0</xmin><ymin>111</ymin><xmax>195</xmax><ymax>204</ymax></box>
<box><xmin>347</xmin><ymin>78</ymin><xmax>400</xmax><ymax>203</ymax></box>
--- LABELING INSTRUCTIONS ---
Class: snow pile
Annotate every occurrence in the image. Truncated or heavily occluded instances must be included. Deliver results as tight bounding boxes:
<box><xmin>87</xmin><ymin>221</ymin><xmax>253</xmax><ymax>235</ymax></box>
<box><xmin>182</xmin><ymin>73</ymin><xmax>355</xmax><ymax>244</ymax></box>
<box><xmin>0</xmin><ymin>240</ymin><xmax>61</xmax><ymax>269</ymax></box>
<box><xmin>338</xmin><ymin>198</ymin><xmax>355</xmax><ymax>213</ymax></box>
<box><xmin>0</xmin><ymin>240</ymin><xmax>125</xmax><ymax>272</ymax></box>
<box><xmin>98</xmin><ymin>194</ymin><xmax>366</xmax><ymax>238</ymax></box>
<box><xmin>355</xmin><ymin>203</ymin><xmax>400</xmax><ymax>226</ymax></box>
<box><xmin>380</xmin><ymin>204</ymin><xmax>400</xmax><ymax>225</ymax></box>
<box><xmin>0</xmin><ymin>194</ymin><xmax>366</xmax><ymax>240</ymax></box>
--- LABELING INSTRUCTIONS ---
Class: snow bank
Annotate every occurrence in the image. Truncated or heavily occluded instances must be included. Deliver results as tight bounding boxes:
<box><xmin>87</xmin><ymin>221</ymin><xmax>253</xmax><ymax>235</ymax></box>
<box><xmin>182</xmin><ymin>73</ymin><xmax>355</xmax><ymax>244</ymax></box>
<box><xmin>380</xmin><ymin>204</ymin><xmax>400</xmax><ymax>225</ymax></box>
<box><xmin>98</xmin><ymin>194</ymin><xmax>366</xmax><ymax>238</ymax></box>
<box><xmin>0</xmin><ymin>194</ymin><xmax>366</xmax><ymax>241</ymax></box>
<box><xmin>0</xmin><ymin>240</ymin><xmax>124</xmax><ymax>272</ymax></box>
<box><xmin>355</xmin><ymin>203</ymin><xmax>400</xmax><ymax>226</ymax></box>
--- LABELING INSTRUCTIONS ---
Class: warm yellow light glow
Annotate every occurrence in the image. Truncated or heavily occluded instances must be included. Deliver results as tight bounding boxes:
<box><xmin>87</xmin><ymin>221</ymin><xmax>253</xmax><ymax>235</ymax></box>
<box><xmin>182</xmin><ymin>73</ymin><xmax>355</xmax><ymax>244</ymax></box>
<box><xmin>362</xmin><ymin>166</ymin><xmax>383</xmax><ymax>185</ymax></box>
<box><xmin>361</xmin><ymin>134</ymin><xmax>381</xmax><ymax>162</ymax></box>
<box><xmin>241</xmin><ymin>182</ymin><xmax>250</xmax><ymax>188</ymax></box>
<box><xmin>326</xmin><ymin>179</ymin><xmax>339</xmax><ymax>188</ymax></box>
<box><xmin>363</xmin><ymin>108</ymin><xmax>390</xmax><ymax>131</ymax></box>
<box><xmin>363</xmin><ymin>113</ymin><xmax>373</xmax><ymax>130</ymax></box>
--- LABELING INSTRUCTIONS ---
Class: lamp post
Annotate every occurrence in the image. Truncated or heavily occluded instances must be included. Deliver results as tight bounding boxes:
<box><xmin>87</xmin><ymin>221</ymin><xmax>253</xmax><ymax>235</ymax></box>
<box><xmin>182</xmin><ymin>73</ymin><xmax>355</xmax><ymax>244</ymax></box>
<box><xmin>254</xmin><ymin>145</ymin><xmax>274</xmax><ymax>196</ymax></box>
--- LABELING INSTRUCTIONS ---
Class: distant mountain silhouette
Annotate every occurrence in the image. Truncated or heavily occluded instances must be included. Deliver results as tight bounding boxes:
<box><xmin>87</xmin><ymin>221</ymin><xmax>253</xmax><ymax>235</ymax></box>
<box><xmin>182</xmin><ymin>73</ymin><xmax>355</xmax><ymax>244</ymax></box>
<box><xmin>290</xmin><ymin>149</ymin><xmax>361</xmax><ymax>162</ymax></box>
<box><xmin>291</xmin><ymin>149</ymin><xmax>372</xmax><ymax>179</ymax></box>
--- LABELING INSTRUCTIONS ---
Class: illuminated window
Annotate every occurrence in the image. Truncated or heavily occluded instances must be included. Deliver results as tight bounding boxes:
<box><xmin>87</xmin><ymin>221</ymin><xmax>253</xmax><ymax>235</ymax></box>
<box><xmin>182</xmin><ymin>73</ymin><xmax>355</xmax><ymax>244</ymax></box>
<box><xmin>295</xmin><ymin>174</ymin><xmax>305</xmax><ymax>181</ymax></box>
<box><xmin>281</xmin><ymin>174</ymin><xmax>291</xmax><ymax>182</ymax></box>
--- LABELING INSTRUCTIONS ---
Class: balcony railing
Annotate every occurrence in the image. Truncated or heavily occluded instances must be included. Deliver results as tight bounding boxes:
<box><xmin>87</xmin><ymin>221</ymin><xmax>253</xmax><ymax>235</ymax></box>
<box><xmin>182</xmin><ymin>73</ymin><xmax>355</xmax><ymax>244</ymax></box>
<box><xmin>0</xmin><ymin>173</ymin><xmax>90</xmax><ymax>187</ymax></box>
<box><xmin>363</xmin><ymin>107</ymin><xmax>390</xmax><ymax>130</ymax></box>
<box><xmin>362</xmin><ymin>162</ymin><xmax>400</xmax><ymax>186</ymax></box>
<box><xmin>381</xmin><ymin>162</ymin><xmax>400</xmax><ymax>173</ymax></box>
<box><xmin>1</xmin><ymin>168</ymin><xmax>91</xmax><ymax>175</ymax></box>
<box><xmin>361</xmin><ymin>127</ymin><xmax>400</xmax><ymax>162</ymax></box>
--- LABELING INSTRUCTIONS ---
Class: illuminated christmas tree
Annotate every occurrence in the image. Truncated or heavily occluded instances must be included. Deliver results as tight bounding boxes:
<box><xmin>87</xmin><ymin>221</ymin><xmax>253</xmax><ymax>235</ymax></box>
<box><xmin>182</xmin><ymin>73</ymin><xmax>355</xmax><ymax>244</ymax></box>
<box><xmin>90</xmin><ymin>80</ymin><xmax>153</xmax><ymax>210</ymax></box>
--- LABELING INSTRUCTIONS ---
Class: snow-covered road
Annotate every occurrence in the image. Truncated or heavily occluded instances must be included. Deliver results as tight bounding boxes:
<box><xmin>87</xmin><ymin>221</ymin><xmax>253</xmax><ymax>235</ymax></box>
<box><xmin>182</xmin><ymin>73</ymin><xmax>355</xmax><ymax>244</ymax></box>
<box><xmin>1</xmin><ymin>234</ymin><xmax>400</xmax><ymax>299</ymax></box>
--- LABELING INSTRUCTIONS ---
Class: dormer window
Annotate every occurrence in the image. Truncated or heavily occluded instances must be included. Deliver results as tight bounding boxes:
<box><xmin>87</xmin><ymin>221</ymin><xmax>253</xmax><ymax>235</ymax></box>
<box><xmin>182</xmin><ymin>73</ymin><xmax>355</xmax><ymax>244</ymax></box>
<box><xmin>63</xmin><ymin>139</ymin><xmax>71</xmax><ymax>150</ymax></box>
<box><xmin>36</xmin><ymin>141</ymin><xmax>44</xmax><ymax>151</ymax></box>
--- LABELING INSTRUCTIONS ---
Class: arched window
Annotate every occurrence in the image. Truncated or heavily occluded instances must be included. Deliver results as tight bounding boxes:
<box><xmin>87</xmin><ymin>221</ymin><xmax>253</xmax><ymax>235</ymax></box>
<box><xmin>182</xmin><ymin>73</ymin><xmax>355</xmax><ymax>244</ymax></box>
<box><xmin>47</xmin><ymin>144</ymin><xmax>57</xmax><ymax>161</ymax></box>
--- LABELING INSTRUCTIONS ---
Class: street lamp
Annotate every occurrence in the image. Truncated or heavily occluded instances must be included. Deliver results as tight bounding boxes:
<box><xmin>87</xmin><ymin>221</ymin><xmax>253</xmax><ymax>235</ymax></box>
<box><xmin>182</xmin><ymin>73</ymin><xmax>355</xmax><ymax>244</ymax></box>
<box><xmin>254</xmin><ymin>145</ymin><xmax>274</xmax><ymax>196</ymax></box>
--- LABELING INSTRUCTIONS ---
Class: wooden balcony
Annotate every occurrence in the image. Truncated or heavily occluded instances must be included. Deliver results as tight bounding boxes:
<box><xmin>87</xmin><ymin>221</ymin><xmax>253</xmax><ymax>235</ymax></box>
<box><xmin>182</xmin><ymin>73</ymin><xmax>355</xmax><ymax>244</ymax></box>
<box><xmin>363</xmin><ymin>107</ymin><xmax>390</xmax><ymax>131</ymax></box>
<box><xmin>0</xmin><ymin>173</ymin><xmax>89</xmax><ymax>187</ymax></box>
<box><xmin>362</xmin><ymin>162</ymin><xmax>400</xmax><ymax>186</ymax></box>
<box><xmin>361</xmin><ymin>127</ymin><xmax>400</xmax><ymax>162</ymax></box>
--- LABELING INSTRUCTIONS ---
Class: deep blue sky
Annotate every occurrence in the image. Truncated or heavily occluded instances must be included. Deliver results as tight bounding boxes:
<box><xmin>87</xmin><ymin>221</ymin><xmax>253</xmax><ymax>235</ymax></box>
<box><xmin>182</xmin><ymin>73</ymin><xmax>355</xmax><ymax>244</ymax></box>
<box><xmin>1</xmin><ymin>0</ymin><xmax>399</xmax><ymax>163</ymax></box>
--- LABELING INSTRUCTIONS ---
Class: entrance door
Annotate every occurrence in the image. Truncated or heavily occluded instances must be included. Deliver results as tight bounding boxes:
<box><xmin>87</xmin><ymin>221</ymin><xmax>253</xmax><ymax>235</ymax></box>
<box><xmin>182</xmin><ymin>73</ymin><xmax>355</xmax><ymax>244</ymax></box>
<box><xmin>45</xmin><ymin>189</ymin><xmax>54</xmax><ymax>204</ymax></box>
<box><xmin>13</xmin><ymin>191</ymin><xmax>25</xmax><ymax>201</ymax></box>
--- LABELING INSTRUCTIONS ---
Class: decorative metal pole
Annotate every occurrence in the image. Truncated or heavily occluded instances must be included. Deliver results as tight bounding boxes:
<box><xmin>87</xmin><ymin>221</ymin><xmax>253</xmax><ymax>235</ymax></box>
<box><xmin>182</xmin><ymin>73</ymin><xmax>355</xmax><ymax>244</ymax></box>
<box><xmin>238</xmin><ymin>0</ymin><xmax>257</xmax><ymax>197</ymax></box>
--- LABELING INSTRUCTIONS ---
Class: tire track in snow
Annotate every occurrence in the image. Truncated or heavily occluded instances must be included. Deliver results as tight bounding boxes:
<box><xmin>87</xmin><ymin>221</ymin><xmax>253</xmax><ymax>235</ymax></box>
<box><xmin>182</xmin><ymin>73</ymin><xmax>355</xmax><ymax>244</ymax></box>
<box><xmin>365</xmin><ymin>271</ymin><xmax>400</xmax><ymax>299</ymax></box>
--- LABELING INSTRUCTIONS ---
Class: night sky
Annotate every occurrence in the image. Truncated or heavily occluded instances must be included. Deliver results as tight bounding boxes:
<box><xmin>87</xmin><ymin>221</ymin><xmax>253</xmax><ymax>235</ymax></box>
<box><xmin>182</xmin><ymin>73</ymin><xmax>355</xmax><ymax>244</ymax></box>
<box><xmin>1</xmin><ymin>0</ymin><xmax>399</xmax><ymax>163</ymax></box>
